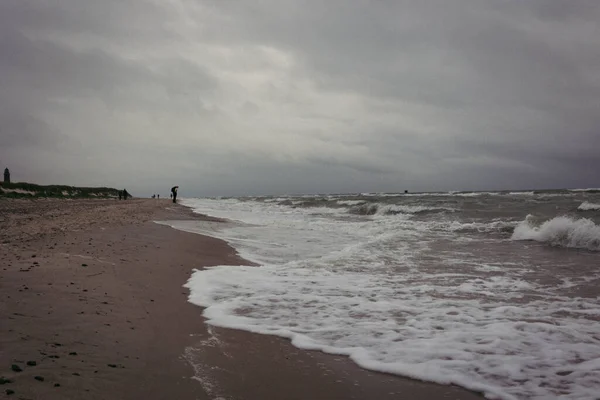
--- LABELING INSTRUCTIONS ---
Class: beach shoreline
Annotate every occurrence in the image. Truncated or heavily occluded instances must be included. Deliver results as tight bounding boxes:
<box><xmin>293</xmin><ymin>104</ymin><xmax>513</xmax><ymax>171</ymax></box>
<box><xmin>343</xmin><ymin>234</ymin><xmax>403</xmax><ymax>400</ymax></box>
<box><xmin>0</xmin><ymin>198</ymin><xmax>483</xmax><ymax>399</ymax></box>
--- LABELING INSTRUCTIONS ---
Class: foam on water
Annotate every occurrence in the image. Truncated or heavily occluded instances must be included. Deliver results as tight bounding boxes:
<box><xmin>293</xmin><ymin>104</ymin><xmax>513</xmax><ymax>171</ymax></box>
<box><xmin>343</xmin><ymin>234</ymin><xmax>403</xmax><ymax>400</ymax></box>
<box><xmin>443</xmin><ymin>220</ymin><xmax>518</xmax><ymax>233</ymax></box>
<box><xmin>347</xmin><ymin>202</ymin><xmax>453</xmax><ymax>216</ymax></box>
<box><xmin>177</xmin><ymin>197</ymin><xmax>600</xmax><ymax>400</ymax></box>
<box><xmin>185</xmin><ymin>264</ymin><xmax>600</xmax><ymax>400</ymax></box>
<box><xmin>578</xmin><ymin>202</ymin><xmax>600</xmax><ymax>211</ymax></box>
<box><xmin>336</xmin><ymin>199</ymin><xmax>366</xmax><ymax>206</ymax></box>
<box><xmin>454</xmin><ymin>192</ymin><xmax>500</xmax><ymax>197</ymax></box>
<box><xmin>569</xmin><ymin>188</ymin><xmax>600</xmax><ymax>192</ymax></box>
<box><xmin>508</xmin><ymin>191</ymin><xmax>535</xmax><ymax>196</ymax></box>
<box><xmin>377</xmin><ymin>204</ymin><xmax>455</xmax><ymax>215</ymax></box>
<box><xmin>511</xmin><ymin>215</ymin><xmax>600</xmax><ymax>251</ymax></box>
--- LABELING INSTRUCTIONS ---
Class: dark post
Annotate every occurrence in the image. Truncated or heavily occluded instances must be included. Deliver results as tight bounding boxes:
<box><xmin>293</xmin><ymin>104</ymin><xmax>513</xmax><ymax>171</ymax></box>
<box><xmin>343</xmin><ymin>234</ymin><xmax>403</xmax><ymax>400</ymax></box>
<box><xmin>3</xmin><ymin>168</ymin><xmax>10</xmax><ymax>184</ymax></box>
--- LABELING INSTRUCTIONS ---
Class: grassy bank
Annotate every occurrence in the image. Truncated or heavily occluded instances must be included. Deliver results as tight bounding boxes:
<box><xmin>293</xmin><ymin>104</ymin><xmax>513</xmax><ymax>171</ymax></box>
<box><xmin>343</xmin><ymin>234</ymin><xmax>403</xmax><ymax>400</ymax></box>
<box><xmin>0</xmin><ymin>182</ymin><xmax>121</xmax><ymax>199</ymax></box>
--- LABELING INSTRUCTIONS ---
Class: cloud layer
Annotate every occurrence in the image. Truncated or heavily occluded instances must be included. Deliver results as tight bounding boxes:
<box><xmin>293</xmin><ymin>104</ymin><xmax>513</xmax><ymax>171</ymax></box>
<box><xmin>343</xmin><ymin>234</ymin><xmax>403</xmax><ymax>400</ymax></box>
<box><xmin>1</xmin><ymin>0</ymin><xmax>599</xmax><ymax>196</ymax></box>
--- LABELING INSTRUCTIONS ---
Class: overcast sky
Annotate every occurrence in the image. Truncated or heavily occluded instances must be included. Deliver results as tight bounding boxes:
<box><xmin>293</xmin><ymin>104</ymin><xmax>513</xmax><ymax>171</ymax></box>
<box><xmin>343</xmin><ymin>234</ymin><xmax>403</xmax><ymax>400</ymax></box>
<box><xmin>1</xmin><ymin>0</ymin><xmax>599</xmax><ymax>196</ymax></box>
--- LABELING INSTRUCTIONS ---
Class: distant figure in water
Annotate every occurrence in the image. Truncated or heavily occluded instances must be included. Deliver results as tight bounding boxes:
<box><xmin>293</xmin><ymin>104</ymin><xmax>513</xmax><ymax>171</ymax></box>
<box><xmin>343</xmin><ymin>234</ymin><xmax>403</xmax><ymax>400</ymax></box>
<box><xmin>171</xmin><ymin>186</ymin><xmax>178</xmax><ymax>203</ymax></box>
<box><xmin>157</xmin><ymin>194</ymin><xmax>160</xmax><ymax>199</ymax></box>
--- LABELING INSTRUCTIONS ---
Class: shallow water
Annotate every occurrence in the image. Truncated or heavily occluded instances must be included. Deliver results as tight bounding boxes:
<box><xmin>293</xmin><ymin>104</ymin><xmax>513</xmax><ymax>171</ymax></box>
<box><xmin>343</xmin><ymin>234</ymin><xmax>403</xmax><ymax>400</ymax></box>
<box><xmin>171</xmin><ymin>190</ymin><xmax>600</xmax><ymax>399</ymax></box>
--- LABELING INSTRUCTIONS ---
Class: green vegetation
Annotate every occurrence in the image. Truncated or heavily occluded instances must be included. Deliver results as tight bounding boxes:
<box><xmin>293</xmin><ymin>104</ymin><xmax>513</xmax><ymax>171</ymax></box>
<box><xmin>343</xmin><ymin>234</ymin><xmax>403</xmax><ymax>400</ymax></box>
<box><xmin>0</xmin><ymin>182</ymin><xmax>121</xmax><ymax>199</ymax></box>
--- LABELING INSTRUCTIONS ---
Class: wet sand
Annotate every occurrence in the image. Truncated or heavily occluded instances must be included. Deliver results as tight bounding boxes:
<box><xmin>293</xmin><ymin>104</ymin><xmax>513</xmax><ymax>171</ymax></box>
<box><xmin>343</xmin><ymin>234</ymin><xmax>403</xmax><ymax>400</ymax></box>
<box><xmin>0</xmin><ymin>198</ymin><xmax>483</xmax><ymax>399</ymax></box>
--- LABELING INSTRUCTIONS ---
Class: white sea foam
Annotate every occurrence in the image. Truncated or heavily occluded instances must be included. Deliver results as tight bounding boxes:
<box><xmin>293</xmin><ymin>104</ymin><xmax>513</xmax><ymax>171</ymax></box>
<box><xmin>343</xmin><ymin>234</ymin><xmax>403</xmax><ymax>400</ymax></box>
<box><xmin>347</xmin><ymin>202</ymin><xmax>453</xmax><ymax>216</ymax></box>
<box><xmin>377</xmin><ymin>204</ymin><xmax>454</xmax><ymax>215</ymax></box>
<box><xmin>186</xmin><ymin>263</ymin><xmax>600</xmax><ymax>400</ymax></box>
<box><xmin>508</xmin><ymin>191</ymin><xmax>535</xmax><ymax>196</ymax></box>
<box><xmin>178</xmin><ymin>197</ymin><xmax>600</xmax><ymax>400</ymax></box>
<box><xmin>336</xmin><ymin>199</ymin><xmax>366</xmax><ymax>206</ymax></box>
<box><xmin>453</xmin><ymin>192</ymin><xmax>497</xmax><ymax>197</ymax></box>
<box><xmin>442</xmin><ymin>220</ymin><xmax>518</xmax><ymax>233</ymax></box>
<box><xmin>569</xmin><ymin>188</ymin><xmax>600</xmax><ymax>192</ymax></box>
<box><xmin>537</xmin><ymin>193</ymin><xmax>574</xmax><ymax>198</ymax></box>
<box><xmin>511</xmin><ymin>215</ymin><xmax>600</xmax><ymax>251</ymax></box>
<box><xmin>263</xmin><ymin>197</ymin><xmax>289</xmax><ymax>203</ymax></box>
<box><xmin>578</xmin><ymin>201</ymin><xmax>600</xmax><ymax>211</ymax></box>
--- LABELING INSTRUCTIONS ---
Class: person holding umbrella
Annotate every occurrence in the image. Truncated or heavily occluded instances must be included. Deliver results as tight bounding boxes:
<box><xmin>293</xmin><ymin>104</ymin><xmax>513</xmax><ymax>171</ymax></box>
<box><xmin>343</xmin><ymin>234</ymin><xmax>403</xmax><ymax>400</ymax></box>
<box><xmin>171</xmin><ymin>186</ymin><xmax>179</xmax><ymax>203</ymax></box>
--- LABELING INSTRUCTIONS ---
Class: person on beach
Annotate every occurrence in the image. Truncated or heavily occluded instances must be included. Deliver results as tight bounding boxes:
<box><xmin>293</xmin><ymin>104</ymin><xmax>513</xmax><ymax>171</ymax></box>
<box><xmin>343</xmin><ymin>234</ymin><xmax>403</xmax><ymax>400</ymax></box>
<box><xmin>171</xmin><ymin>186</ymin><xmax>178</xmax><ymax>203</ymax></box>
<box><xmin>157</xmin><ymin>194</ymin><xmax>160</xmax><ymax>199</ymax></box>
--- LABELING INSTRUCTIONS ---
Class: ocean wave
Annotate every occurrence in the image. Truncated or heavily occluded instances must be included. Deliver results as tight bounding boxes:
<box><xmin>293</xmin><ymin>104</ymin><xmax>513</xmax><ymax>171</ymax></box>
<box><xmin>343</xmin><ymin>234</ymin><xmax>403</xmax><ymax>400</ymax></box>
<box><xmin>348</xmin><ymin>203</ymin><xmax>380</xmax><ymax>215</ymax></box>
<box><xmin>278</xmin><ymin>198</ymin><xmax>337</xmax><ymax>208</ymax></box>
<box><xmin>453</xmin><ymin>192</ymin><xmax>499</xmax><ymax>197</ymax></box>
<box><xmin>508</xmin><ymin>191</ymin><xmax>535</xmax><ymax>196</ymax></box>
<box><xmin>379</xmin><ymin>204</ymin><xmax>454</xmax><ymax>215</ymax></box>
<box><xmin>179</xmin><ymin>196</ymin><xmax>600</xmax><ymax>399</ymax></box>
<box><xmin>348</xmin><ymin>203</ymin><xmax>452</xmax><ymax>216</ymax></box>
<box><xmin>336</xmin><ymin>200</ymin><xmax>366</xmax><ymax>206</ymax></box>
<box><xmin>445</xmin><ymin>220</ymin><xmax>517</xmax><ymax>234</ymax></box>
<box><xmin>569</xmin><ymin>188</ymin><xmax>600</xmax><ymax>193</ymax></box>
<box><xmin>577</xmin><ymin>201</ymin><xmax>600</xmax><ymax>211</ymax></box>
<box><xmin>186</xmin><ymin>264</ymin><xmax>600</xmax><ymax>400</ymax></box>
<box><xmin>263</xmin><ymin>197</ymin><xmax>290</xmax><ymax>203</ymax></box>
<box><xmin>511</xmin><ymin>215</ymin><xmax>600</xmax><ymax>251</ymax></box>
<box><xmin>536</xmin><ymin>193</ymin><xmax>574</xmax><ymax>198</ymax></box>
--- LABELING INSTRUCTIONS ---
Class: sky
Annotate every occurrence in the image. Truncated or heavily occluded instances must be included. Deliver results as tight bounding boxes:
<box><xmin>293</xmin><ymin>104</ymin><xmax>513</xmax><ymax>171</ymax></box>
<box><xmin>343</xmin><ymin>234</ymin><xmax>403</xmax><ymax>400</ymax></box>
<box><xmin>1</xmin><ymin>0</ymin><xmax>599</xmax><ymax>197</ymax></box>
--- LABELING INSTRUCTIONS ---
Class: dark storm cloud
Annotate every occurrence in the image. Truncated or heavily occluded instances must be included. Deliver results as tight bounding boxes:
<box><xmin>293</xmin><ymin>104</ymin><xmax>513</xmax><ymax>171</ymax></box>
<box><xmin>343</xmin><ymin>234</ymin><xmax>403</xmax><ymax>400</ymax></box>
<box><xmin>0</xmin><ymin>0</ymin><xmax>178</xmax><ymax>44</ymax></box>
<box><xmin>1</xmin><ymin>0</ymin><xmax>599</xmax><ymax>196</ymax></box>
<box><xmin>0</xmin><ymin>109</ymin><xmax>68</xmax><ymax>149</ymax></box>
<box><xmin>0</xmin><ymin>28</ymin><xmax>146</xmax><ymax>100</ymax></box>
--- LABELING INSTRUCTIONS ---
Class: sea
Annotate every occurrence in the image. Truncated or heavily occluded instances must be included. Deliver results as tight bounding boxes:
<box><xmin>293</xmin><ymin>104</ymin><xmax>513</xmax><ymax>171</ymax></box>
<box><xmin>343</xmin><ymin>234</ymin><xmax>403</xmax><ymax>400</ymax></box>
<box><xmin>165</xmin><ymin>189</ymin><xmax>600</xmax><ymax>400</ymax></box>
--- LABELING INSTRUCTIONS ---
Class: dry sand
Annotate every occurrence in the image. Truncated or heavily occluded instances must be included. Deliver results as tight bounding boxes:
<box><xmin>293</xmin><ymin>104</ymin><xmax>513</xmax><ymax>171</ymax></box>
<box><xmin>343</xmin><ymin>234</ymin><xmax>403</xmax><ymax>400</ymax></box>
<box><xmin>0</xmin><ymin>198</ymin><xmax>483</xmax><ymax>399</ymax></box>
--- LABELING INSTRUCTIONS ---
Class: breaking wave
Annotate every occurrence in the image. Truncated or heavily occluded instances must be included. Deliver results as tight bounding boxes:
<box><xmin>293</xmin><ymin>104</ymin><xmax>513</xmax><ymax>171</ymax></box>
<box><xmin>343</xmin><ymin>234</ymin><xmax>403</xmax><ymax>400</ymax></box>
<box><xmin>348</xmin><ymin>203</ymin><xmax>380</xmax><ymax>215</ymax></box>
<box><xmin>569</xmin><ymin>188</ymin><xmax>600</xmax><ymax>193</ymax></box>
<box><xmin>511</xmin><ymin>215</ymin><xmax>600</xmax><ymax>251</ymax></box>
<box><xmin>508</xmin><ymin>191</ymin><xmax>535</xmax><ymax>196</ymax></box>
<box><xmin>444</xmin><ymin>220</ymin><xmax>518</xmax><ymax>234</ymax></box>
<box><xmin>179</xmin><ymin>194</ymin><xmax>600</xmax><ymax>400</ymax></box>
<box><xmin>348</xmin><ymin>203</ymin><xmax>452</xmax><ymax>216</ymax></box>
<box><xmin>336</xmin><ymin>200</ymin><xmax>366</xmax><ymax>206</ymax></box>
<box><xmin>578</xmin><ymin>201</ymin><xmax>600</xmax><ymax>211</ymax></box>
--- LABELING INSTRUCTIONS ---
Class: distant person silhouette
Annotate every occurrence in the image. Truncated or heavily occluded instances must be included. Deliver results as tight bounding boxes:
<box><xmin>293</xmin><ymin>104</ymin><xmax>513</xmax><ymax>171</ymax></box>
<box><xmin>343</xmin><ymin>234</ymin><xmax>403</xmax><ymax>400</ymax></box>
<box><xmin>171</xmin><ymin>186</ymin><xmax>178</xmax><ymax>203</ymax></box>
<box><xmin>157</xmin><ymin>194</ymin><xmax>160</xmax><ymax>199</ymax></box>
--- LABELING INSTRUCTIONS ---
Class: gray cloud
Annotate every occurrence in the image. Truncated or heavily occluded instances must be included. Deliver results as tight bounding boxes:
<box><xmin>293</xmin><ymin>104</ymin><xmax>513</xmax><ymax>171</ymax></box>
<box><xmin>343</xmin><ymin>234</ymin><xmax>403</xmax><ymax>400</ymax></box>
<box><xmin>1</xmin><ymin>0</ymin><xmax>599</xmax><ymax>196</ymax></box>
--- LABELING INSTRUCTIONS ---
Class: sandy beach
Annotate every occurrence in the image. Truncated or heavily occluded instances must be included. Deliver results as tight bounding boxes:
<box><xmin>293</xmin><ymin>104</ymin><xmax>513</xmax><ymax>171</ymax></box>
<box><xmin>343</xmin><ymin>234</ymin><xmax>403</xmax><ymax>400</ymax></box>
<box><xmin>0</xmin><ymin>198</ymin><xmax>483</xmax><ymax>400</ymax></box>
